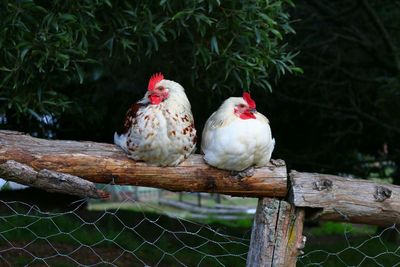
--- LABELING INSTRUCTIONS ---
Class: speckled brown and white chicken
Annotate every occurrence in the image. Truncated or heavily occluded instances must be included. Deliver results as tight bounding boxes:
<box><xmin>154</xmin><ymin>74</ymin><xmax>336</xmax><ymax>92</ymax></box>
<box><xmin>114</xmin><ymin>73</ymin><xmax>196</xmax><ymax>166</ymax></box>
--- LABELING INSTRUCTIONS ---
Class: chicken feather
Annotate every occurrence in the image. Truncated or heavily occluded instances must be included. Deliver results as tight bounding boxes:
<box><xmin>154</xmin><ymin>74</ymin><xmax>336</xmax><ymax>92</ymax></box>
<box><xmin>201</xmin><ymin>94</ymin><xmax>274</xmax><ymax>172</ymax></box>
<box><xmin>115</xmin><ymin>76</ymin><xmax>196</xmax><ymax>166</ymax></box>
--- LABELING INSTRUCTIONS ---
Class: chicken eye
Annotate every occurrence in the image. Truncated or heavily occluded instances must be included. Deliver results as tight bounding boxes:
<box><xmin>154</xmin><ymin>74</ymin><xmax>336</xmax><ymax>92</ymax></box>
<box><xmin>156</xmin><ymin>86</ymin><xmax>164</xmax><ymax>91</ymax></box>
<box><xmin>238</xmin><ymin>104</ymin><xmax>246</xmax><ymax>108</ymax></box>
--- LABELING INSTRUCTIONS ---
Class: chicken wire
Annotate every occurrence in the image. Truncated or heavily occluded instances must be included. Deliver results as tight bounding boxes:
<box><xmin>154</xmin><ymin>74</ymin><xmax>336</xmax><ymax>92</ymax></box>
<box><xmin>298</xmin><ymin>224</ymin><xmax>400</xmax><ymax>267</ymax></box>
<box><xmin>0</xmin><ymin>186</ymin><xmax>399</xmax><ymax>266</ymax></box>
<box><xmin>0</xmin><ymin>186</ymin><xmax>250</xmax><ymax>266</ymax></box>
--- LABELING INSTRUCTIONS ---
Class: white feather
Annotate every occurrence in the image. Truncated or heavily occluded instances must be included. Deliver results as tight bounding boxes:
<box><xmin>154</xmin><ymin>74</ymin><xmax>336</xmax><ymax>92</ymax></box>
<box><xmin>201</xmin><ymin>97</ymin><xmax>275</xmax><ymax>171</ymax></box>
<box><xmin>114</xmin><ymin>132</ymin><xmax>128</xmax><ymax>153</ymax></box>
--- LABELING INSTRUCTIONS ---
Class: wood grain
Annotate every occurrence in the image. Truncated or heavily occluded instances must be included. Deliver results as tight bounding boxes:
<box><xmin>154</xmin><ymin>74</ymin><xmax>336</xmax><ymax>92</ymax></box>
<box><xmin>246</xmin><ymin>198</ymin><xmax>305</xmax><ymax>267</ymax></box>
<box><xmin>0</xmin><ymin>130</ymin><xmax>287</xmax><ymax>197</ymax></box>
<box><xmin>0</xmin><ymin>160</ymin><xmax>109</xmax><ymax>199</ymax></box>
<box><xmin>289</xmin><ymin>171</ymin><xmax>400</xmax><ymax>226</ymax></box>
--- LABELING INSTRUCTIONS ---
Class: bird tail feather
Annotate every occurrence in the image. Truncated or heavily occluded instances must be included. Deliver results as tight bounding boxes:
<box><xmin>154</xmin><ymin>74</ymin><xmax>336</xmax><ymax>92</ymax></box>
<box><xmin>114</xmin><ymin>132</ymin><xmax>128</xmax><ymax>153</ymax></box>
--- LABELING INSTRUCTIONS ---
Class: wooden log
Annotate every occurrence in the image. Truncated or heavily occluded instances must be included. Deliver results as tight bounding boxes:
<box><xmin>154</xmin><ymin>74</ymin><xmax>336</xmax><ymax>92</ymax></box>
<box><xmin>246</xmin><ymin>198</ymin><xmax>306</xmax><ymax>267</ymax></box>
<box><xmin>289</xmin><ymin>171</ymin><xmax>400</xmax><ymax>226</ymax></box>
<box><xmin>0</xmin><ymin>130</ymin><xmax>287</xmax><ymax>197</ymax></box>
<box><xmin>273</xmin><ymin>206</ymin><xmax>306</xmax><ymax>266</ymax></box>
<box><xmin>0</xmin><ymin>160</ymin><xmax>109</xmax><ymax>199</ymax></box>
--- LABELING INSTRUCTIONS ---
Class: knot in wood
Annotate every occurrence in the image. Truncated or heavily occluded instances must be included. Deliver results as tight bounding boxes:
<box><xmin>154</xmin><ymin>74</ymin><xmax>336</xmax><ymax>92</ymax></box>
<box><xmin>312</xmin><ymin>179</ymin><xmax>333</xmax><ymax>191</ymax></box>
<box><xmin>270</xmin><ymin>159</ymin><xmax>285</xmax><ymax>167</ymax></box>
<box><xmin>204</xmin><ymin>176</ymin><xmax>216</xmax><ymax>192</ymax></box>
<box><xmin>374</xmin><ymin>186</ymin><xmax>392</xmax><ymax>202</ymax></box>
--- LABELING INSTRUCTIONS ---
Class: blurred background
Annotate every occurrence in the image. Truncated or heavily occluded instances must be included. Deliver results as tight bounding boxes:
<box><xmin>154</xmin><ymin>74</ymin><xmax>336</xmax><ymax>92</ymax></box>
<box><xmin>1</xmin><ymin>0</ymin><xmax>398</xmax><ymax>180</ymax></box>
<box><xmin>0</xmin><ymin>1</ymin><xmax>399</xmax><ymax>266</ymax></box>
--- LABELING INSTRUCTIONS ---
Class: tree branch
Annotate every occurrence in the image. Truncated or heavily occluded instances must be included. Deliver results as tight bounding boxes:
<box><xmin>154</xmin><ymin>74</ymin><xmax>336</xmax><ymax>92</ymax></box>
<box><xmin>275</xmin><ymin>92</ymin><xmax>400</xmax><ymax>134</ymax></box>
<box><xmin>0</xmin><ymin>160</ymin><xmax>109</xmax><ymax>199</ymax></box>
<box><xmin>360</xmin><ymin>0</ymin><xmax>400</xmax><ymax>73</ymax></box>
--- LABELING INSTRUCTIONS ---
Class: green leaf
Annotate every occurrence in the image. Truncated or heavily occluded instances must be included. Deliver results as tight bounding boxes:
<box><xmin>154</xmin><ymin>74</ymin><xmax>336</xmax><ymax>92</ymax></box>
<box><xmin>155</xmin><ymin>22</ymin><xmax>165</xmax><ymax>33</ymax></box>
<box><xmin>59</xmin><ymin>14</ymin><xmax>77</xmax><ymax>23</ymax></box>
<box><xmin>104</xmin><ymin>37</ymin><xmax>114</xmax><ymax>56</ymax></box>
<box><xmin>74</xmin><ymin>63</ymin><xmax>84</xmax><ymax>84</ymax></box>
<box><xmin>258</xmin><ymin>13</ymin><xmax>277</xmax><ymax>26</ymax></box>
<box><xmin>20</xmin><ymin>47</ymin><xmax>30</xmax><ymax>61</ymax></box>
<box><xmin>0</xmin><ymin>66</ymin><xmax>13</xmax><ymax>72</ymax></box>
<box><xmin>270</xmin><ymin>29</ymin><xmax>283</xmax><ymax>40</ymax></box>
<box><xmin>210</xmin><ymin>36</ymin><xmax>219</xmax><ymax>54</ymax></box>
<box><xmin>291</xmin><ymin>67</ymin><xmax>304</xmax><ymax>74</ymax></box>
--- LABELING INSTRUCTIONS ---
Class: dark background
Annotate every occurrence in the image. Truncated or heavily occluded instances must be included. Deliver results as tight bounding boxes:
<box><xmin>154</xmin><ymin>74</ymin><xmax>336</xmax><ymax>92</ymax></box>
<box><xmin>1</xmin><ymin>0</ymin><xmax>398</xmax><ymax>183</ymax></box>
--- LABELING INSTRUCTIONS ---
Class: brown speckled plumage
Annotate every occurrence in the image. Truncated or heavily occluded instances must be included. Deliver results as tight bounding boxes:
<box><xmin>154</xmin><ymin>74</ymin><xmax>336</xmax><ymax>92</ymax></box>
<box><xmin>115</xmin><ymin>77</ymin><xmax>196</xmax><ymax>166</ymax></box>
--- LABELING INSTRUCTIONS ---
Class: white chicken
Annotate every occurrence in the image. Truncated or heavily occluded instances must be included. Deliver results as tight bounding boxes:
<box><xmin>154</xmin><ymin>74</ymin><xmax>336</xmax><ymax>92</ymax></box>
<box><xmin>114</xmin><ymin>73</ymin><xmax>196</xmax><ymax>166</ymax></box>
<box><xmin>201</xmin><ymin>92</ymin><xmax>275</xmax><ymax>177</ymax></box>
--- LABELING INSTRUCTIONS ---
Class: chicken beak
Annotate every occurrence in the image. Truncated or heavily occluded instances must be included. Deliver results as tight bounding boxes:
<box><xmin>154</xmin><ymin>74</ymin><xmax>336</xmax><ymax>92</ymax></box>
<box><xmin>249</xmin><ymin>108</ymin><xmax>257</xmax><ymax>113</ymax></box>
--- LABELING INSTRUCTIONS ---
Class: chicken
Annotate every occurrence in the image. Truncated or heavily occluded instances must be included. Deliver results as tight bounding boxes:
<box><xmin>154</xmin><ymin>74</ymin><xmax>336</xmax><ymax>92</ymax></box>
<box><xmin>201</xmin><ymin>92</ymin><xmax>275</xmax><ymax>177</ymax></box>
<box><xmin>114</xmin><ymin>73</ymin><xmax>196</xmax><ymax>166</ymax></box>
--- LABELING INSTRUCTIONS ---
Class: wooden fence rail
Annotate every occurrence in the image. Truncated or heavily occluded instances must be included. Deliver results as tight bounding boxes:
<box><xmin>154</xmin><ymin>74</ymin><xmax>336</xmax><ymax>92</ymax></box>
<box><xmin>0</xmin><ymin>130</ymin><xmax>287</xmax><ymax>198</ymax></box>
<box><xmin>1</xmin><ymin>130</ymin><xmax>399</xmax><ymax>267</ymax></box>
<box><xmin>289</xmin><ymin>171</ymin><xmax>400</xmax><ymax>226</ymax></box>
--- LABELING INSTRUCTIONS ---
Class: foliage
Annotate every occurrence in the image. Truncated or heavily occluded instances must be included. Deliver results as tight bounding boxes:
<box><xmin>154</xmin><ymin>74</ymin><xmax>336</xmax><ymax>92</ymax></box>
<box><xmin>0</xmin><ymin>0</ymin><xmax>298</xmax><ymax>135</ymax></box>
<box><xmin>270</xmin><ymin>0</ymin><xmax>400</xmax><ymax>180</ymax></box>
<box><xmin>355</xmin><ymin>153</ymin><xmax>396</xmax><ymax>184</ymax></box>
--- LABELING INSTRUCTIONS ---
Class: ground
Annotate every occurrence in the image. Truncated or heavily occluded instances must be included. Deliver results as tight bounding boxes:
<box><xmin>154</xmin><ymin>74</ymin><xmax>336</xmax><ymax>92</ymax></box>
<box><xmin>0</xmin><ymin>190</ymin><xmax>399</xmax><ymax>266</ymax></box>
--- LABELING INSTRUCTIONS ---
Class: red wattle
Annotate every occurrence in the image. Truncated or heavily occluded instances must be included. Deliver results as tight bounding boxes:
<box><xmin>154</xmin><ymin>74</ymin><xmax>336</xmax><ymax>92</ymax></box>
<box><xmin>149</xmin><ymin>94</ymin><xmax>162</xmax><ymax>105</ymax></box>
<box><xmin>239</xmin><ymin>111</ymin><xmax>256</xmax><ymax>120</ymax></box>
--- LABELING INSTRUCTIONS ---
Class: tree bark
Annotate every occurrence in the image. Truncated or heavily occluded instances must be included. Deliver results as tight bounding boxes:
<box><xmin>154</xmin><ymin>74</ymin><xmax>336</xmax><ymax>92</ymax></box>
<box><xmin>246</xmin><ymin>198</ymin><xmax>306</xmax><ymax>267</ymax></box>
<box><xmin>0</xmin><ymin>130</ymin><xmax>287</xmax><ymax>197</ymax></box>
<box><xmin>0</xmin><ymin>160</ymin><xmax>109</xmax><ymax>199</ymax></box>
<box><xmin>289</xmin><ymin>170</ymin><xmax>400</xmax><ymax>226</ymax></box>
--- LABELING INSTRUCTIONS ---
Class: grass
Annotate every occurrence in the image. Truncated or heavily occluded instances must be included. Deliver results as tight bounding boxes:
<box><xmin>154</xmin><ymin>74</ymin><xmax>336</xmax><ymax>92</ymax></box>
<box><xmin>0</xmin><ymin>202</ymin><xmax>250</xmax><ymax>266</ymax></box>
<box><xmin>309</xmin><ymin>221</ymin><xmax>378</xmax><ymax>236</ymax></box>
<box><xmin>0</xmin><ymin>201</ymin><xmax>399</xmax><ymax>266</ymax></box>
<box><xmin>299</xmin><ymin>239</ymin><xmax>400</xmax><ymax>267</ymax></box>
<box><xmin>300</xmin><ymin>222</ymin><xmax>399</xmax><ymax>267</ymax></box>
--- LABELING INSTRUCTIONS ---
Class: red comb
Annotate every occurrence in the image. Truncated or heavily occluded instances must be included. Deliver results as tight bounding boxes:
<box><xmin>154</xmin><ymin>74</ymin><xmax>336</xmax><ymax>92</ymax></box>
<box><xmin>243</xmin><ymin>92</ymin><xmax>256</xmax><ymax>109</ymax></box>
<box><xmin>148</xmin><ymin>72</ymin><xmax>164</xmax><ymax>91</ymax></box>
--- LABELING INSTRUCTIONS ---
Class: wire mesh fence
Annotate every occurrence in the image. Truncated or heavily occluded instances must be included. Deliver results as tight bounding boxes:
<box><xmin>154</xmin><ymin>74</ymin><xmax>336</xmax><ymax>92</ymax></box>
<box><xmin>0</xmin><ymin>183</ymin><xmax>252</xmax><ymax>267</ymax></box>
<box><xmin>298</xmin><ymin>224</ymin><xmax>400</xmax><ymax>267</ymax></box>
<box><xmin>0</xmin><ymin>184</ymin><xmax>399</xmax><ymax>266</ymax></box>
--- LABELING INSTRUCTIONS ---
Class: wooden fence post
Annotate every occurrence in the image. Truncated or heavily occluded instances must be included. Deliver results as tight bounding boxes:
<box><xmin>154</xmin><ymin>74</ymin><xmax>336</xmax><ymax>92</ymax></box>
<box><xmin>246</xmin><ymin>198</ymin><xmax>306</xmax><ymax>267</ymax></box>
